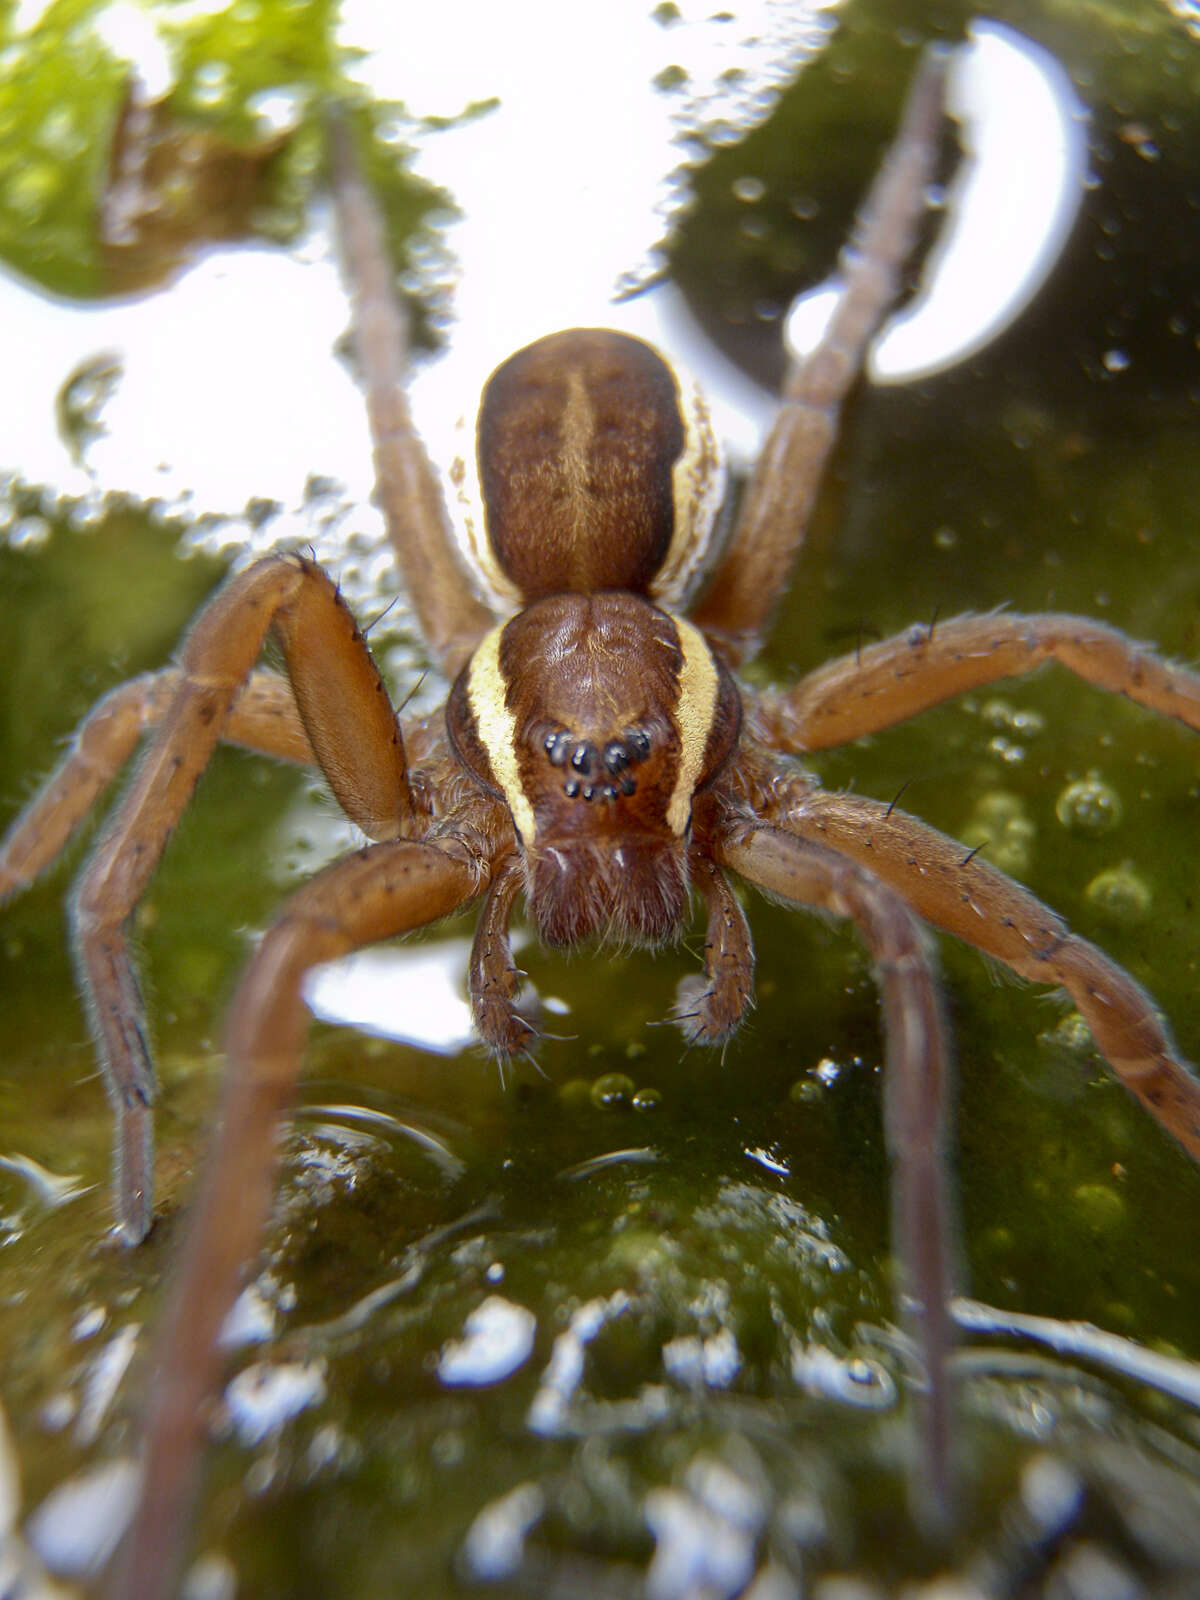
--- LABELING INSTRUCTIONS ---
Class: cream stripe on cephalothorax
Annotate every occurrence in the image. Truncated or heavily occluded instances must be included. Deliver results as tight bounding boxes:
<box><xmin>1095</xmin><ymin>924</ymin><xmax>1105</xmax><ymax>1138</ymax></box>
<box><xmin>464</xmin><ymin>621</ymin><xmax>537</xmax><ymax>844</ymax></box>
<box><xmin>666</xmin><ymin>615</ymin><xmax>721</xmax><ymax>835</ymax></box>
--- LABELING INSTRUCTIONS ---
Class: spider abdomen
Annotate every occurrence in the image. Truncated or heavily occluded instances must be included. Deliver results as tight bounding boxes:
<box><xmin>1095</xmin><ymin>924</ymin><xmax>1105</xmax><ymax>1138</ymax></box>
<box><xmin>453</xmin><ymin>329</ymin><xmax>726</xmax><ymax>611</ymax></box>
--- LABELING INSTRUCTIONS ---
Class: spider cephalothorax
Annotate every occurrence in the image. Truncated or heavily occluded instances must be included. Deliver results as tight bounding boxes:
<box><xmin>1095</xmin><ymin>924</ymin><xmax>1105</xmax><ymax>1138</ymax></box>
<box><xmin>3</xmin><ymin>51</ymin><xmax>1200</xmax><ymax>1600</ymax></box>
<box><xmin>448</xmin><ymin>581</ymin><xmax>741</xmax><ymax>947</ymax></box>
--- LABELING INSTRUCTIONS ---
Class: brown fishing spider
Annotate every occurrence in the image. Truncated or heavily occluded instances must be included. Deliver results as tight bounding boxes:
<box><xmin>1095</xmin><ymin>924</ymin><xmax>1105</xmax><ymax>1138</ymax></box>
<box><xmin>3</xmin><ymin>50</ymin><xmax>1200</xmax><ymax>1599</ymax></box>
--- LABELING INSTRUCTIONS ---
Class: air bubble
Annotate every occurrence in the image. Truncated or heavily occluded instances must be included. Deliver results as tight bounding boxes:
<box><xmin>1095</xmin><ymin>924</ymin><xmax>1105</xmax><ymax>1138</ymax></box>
<box><xmin>960</xmin><ymin>790</ymin><xmax>1036</xmax><ymax>876</ymax></box>
<box><xmin>1038</xmin><ymin>1011</ymin><xmax>1093</xmax><ymax>1061</ymax></box>
<box><xmin>1084</xmin><ymin>861</ymin><xmax>1151</xmax><ymax>923</ymax></box>
<box><xmin>191</xmin><ymin>61</ymin><xmax>230</xmax><ymax>109</ymax></box>
<box><xmin>1072</xmin><ymin>1182</ymin><xmax>1126</xmax><ymax>1231</ymax></box>
<box><xmin>1056</xmin><ymin>772</ymin><xmax>1122</xmax><ymax>834</ymax></box>
<box><xmin>590</xmin><ymin>1072</ymin><xmax>635</xmax><ymax>1110</ymax></box>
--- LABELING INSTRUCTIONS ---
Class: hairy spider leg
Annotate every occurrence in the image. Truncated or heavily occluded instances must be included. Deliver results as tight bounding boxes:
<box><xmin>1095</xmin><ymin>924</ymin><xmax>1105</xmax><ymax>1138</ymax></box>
<box><xmin>673</xmin><ymin>853</ymin><xmax>756</xmax><ymax>1043</ymax></box>
<box><xmin>108</xmin><ymin>835</ymin><xmax>489</xmax><ymax>1600</ymax></box>
<box><xmin>37</xmin><ymin>554</ymin><xmax>411</xmax><ymax>1242</ymax></box>
<box><xmin>0</xmin><ymin>668</ymin><xmax>315</xmax><ymax>902</ymax></box>
<box><xmin>756</xmin><ymin>611</ymin><xmax>1200</xmax><ymax>752</ymax></box>
<box><xmin>328</xmin><ymin>112</ymin><xmax>494</xmax><ymax>676</ymax></box>
<box><xmin>694</xmin><ymin>49</ymin><xmax>949</xmax><ymax>662</ymax></box>
<box><xmin>715</xmin><ymin>823</ymin><xmax>955</xmax><ymax>1522</ymax></box>
<box><xmin>468</xmin><ymin>851</ymin><xmax>534</xmax><ymax>1055</ymax></box>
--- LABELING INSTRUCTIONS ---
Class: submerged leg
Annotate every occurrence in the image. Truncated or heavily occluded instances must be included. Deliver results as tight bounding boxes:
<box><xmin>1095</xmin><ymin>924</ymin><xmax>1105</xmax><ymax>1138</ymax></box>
<box><xmin>673</xmin><ymin>855</ymin><xmax>755</xmax><ymax>1043</ymax></box>
<box><xmin>468</xmin><ymin>852</ymin><xmax>531</xmax><ymax>1054</ymax></box>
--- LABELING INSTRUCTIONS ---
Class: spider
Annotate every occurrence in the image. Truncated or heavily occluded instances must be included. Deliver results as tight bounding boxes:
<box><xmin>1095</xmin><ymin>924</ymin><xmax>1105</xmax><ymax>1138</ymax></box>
<box><xmin>3</xmin><ymin>48</ymin><xmax>1200</xmax><ymax>1600</ymax></box>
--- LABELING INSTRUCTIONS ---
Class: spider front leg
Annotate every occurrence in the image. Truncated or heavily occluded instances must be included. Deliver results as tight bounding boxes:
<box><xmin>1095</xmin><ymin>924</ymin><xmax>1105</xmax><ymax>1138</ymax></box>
<box><xmin>784</xmin><ymin>787</ymin><xmax>1200</xmax><ymax>1159</ymax></box>
<box><xmin>108</xmin><ymin>832</ymin><xmax>490</xmax><ymax>1600</ymax></box>
<box><xmin>41</xmin><ymin>553</ymin><xmax>411</xmax><ymax>1243</ymax></box>
<box><xmin>755</xmin><ymin>611</ymin><xmax>1200</xmax><ymax>752</ymax></box>
<box><xmin>715</xmin><ymin>821</ymin><xmax>955</xmax><ymax>1522</ymax></box>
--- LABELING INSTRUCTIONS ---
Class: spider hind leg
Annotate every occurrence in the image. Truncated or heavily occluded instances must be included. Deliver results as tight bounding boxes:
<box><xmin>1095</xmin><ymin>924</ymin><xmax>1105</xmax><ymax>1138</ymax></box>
<box><xmin>693</xmin><ymin>48</ymin><xmax>950</xmax><ymax>662</ymax></box>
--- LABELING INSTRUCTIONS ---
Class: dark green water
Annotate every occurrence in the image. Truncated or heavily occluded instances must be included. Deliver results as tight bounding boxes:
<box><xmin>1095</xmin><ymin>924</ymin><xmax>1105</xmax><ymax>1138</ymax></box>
<box><xmin>2</xmin><ymin>2</ymin><xmax>1200</xmax><ymax>1596</ymax></box>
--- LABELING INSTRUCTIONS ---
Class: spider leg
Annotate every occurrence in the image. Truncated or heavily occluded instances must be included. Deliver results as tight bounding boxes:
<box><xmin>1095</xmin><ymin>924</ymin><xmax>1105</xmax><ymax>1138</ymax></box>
<box><xmin>63</xmin><ymin>553</ymin><xmax>414</xmax><ymax>1243</ymax></box>
<box><xmin>694</xmin><ymin>48</ymin><xmax>947</xmax><ymax>663</ymax></box>
<box><xmin>756</xmin><ymin>611</ymin><xmax>1200</xmax><ymax>752</ymax></box>
<box><xmin>0</xmin><ymin>667</ymin><xmax>313</xmax><ymax>902</ymax></box>
<box><xmin>783</xmin><ymin>786</ymin><xmax>1200</xmax><ymax>1159</ymax></box>
<box><xmin>106</xmin><ymin>833</ymin><xmax>489</xmax><ymax>1600</ymax></box>
<box><xmin>716</xmin><ymin>822</ymin><xmax>955</xmax><ymax>1523</ymax></box>
<box><xmin>673</xmin><ymin>854</ymin><xmax>755</xmax><ymax>1043</ymax></box>
<box><xmin>328</xmin><ymin>113</ymin><xmax>494</xmax><ymax>676</ymax></box>
<box><xmin>469</xmin><ymin>851</ymin><xmax>538</xmax><ymax>1054</ymax></box>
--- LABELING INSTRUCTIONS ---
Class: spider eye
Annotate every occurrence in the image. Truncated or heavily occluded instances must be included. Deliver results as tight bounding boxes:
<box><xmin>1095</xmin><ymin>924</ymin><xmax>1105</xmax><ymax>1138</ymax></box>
<box><xmin>544</xmin><ymin>730</ymin><xmax>572</xmax><ymax>766</ymax></box>
<box><xmin>538</xmin><ymin>726</ymin><xmax>655</xmax><ymax>803</ymax></box>
<box><xmin>447</xmin><ymin>329</ymin><xmax>726</xmax><ymax>612</ymax></box>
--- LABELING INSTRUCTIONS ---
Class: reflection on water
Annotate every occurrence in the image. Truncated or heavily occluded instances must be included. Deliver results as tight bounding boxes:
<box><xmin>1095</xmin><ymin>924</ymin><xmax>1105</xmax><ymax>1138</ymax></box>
<box><xmin>302</xmin><ymin>940</ymin><xmax>478</xmax><ymax>1054</ymax></box>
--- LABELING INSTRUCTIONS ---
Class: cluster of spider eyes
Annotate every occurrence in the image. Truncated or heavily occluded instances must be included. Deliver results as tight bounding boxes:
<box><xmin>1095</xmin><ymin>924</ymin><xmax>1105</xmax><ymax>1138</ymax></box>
<box><xmin>543</xmin><ymin>726</ymin><xmax>653</xmax><ymax>803</ymax></box>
